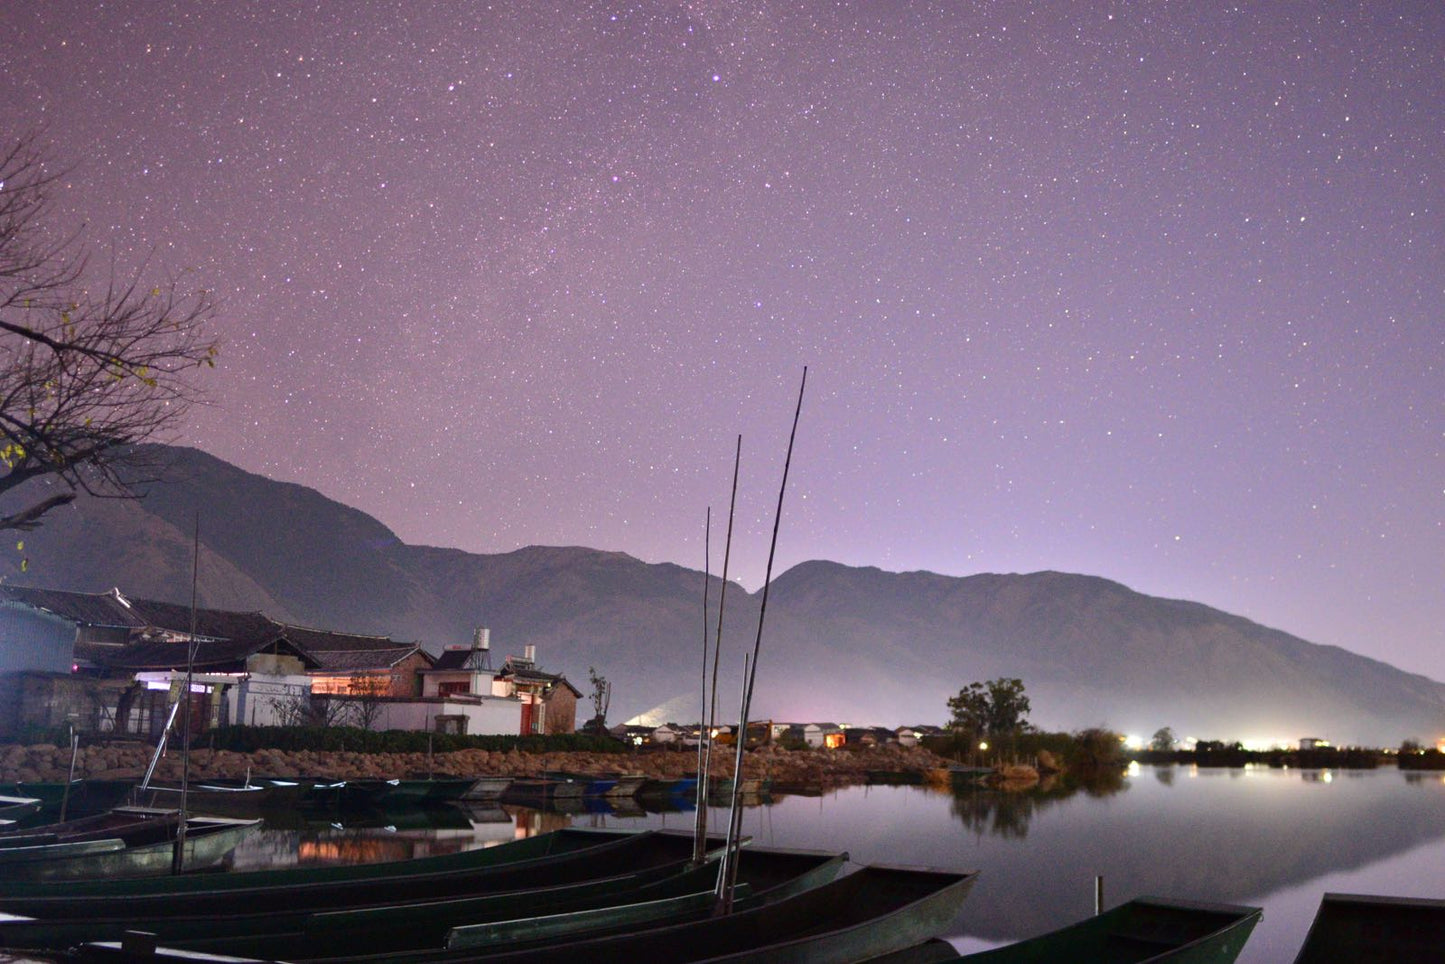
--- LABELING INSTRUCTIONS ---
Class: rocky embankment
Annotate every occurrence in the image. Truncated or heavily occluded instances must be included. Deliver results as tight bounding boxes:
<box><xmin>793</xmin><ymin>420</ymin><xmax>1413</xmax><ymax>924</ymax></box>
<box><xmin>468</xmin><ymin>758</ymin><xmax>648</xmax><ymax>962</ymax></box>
<box><xmin>0</xmin><ymin>741</ymin><xmax>950</xmax><ymax>788</ymax></box>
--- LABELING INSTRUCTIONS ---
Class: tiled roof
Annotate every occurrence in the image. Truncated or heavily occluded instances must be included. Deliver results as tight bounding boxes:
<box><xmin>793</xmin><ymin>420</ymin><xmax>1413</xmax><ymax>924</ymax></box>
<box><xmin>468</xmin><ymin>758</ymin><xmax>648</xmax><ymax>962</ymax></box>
<box><xmin>307</xmin><ymin>645</ymin><xmax>424</xmax><ymax>672</ymax></box>
<box><xmin>0</xmin><ymin>586</ymin><xmax>146</xmax><ymax>629</ymax></box>
<box><xmin>8</xmin><ymin>583</ymin><xmax>430</xmax><ymax>675</ymax></box>
<box><xmin>126</xmin><ymin>599</ymin><xmax>276</xmax><ymax>640</ymax></box>
<box><xmin>278</xmin><ymin>624</ymin><xmax>405</xmax><ymax>652</ymax></box>
<box><xmin>100</xmin><ymin>636</ymin><xmax>318</xmax><ymax>671</ymax></box>
<box><xmin>430</xmin><ymin>649</ymin><xmax>492</xmax><ymax>671</ymax></box>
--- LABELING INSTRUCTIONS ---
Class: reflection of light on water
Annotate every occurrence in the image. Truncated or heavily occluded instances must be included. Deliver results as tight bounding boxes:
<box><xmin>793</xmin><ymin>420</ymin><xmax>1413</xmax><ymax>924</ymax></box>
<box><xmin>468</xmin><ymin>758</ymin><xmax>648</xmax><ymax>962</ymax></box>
<box><xmin>1322</xmin><ymin>770</ymin><xmax>1334</xmax><ymax>784</ymax></box>
<box><xmin>298</xmin><ymin>837</ymin><xmax>412</xmax><ymax>864</ymax></box>
<box><xmin>1126</xmin><ymin>761</ymin><xmax>1141</xmax><ymax>777</ymax></box>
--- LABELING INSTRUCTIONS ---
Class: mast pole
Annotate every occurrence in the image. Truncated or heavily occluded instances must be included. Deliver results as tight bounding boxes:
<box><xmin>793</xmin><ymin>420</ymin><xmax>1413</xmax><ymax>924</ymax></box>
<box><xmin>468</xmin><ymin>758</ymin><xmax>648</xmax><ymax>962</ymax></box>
<box><xmin>691</xmin><ymin>507</ymin><xmax>712</xmax><ymax>863</ymax></box>
<box><xmin>723</xmin><ymin>367</ymin><xmax>807</xmax><ymax>907</ymax></box>
<box><xmin>696</xmin><ymin>436</ymin><xmax>741</xmax><ymax>860</ymax></box>
<box><xmin>171</xmin><ymin>511</ymin><xmax>200</xmax><ymax>875</ymax></box>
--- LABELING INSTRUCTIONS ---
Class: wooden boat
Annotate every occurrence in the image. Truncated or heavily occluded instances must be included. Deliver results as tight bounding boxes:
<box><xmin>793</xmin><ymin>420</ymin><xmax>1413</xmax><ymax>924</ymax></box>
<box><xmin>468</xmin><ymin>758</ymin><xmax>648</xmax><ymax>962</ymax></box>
<box><xmin>0</xmin><ymin>795</ymin><xmax>42</xmax><ymax>821</ymax></box>
<box><xmin>131</xmin><ymin>777</ymin><xmax>345</xmax><ymax>816</ymax></box>
<box><xmin>0</xmin><ymin>812</ymin><xmax>259</xmax><ymax>882</ymax></box>
<box><xmin>0</xmin><ymin>806</ymin><xmax>182</xmax><ymax>848</ymax></box>
<box><xmin>1291</xmin><ymin>892</ymin><xmax>1445</xmax><ymax>964</ymax></box>
<box><xmin>0</xmin><ymin>780</ymin><xmax>135</xmax><ymax>819</ymax></box>
<box><xmin>501</xmin><ymin>775</ymin><xmax>586</xmax><ymax>804</ymax></box>
<box><xmin>0</xmin><ymin>828</ymin><xmax>713</xmax><ymax>919</ymax></box>
<box><xmin>634</xmin><ymin>774</ymin><xmax>698</xmax><ymax>806</ymax></box>
<box><xmin>338</xmin><ymin>777</ymin><xmax>485</xmax><ymax>809</ymax></box>
<box><xmin>859</xmin><ymin>897</ymin><xmax>1262</xmax><ymax>963</ymax></box>
<box><xmin>541</xmin><ymin>771</ymin><xmax>618</xmax><ymax>797</ymax></box>
<box><xmin>21</xmin><ymin>846</ymin><xmax>848</xmax><ymax>960</ymax></box>
<box><xmin>459</xmin><ymin>776</ymin><xmax>512</xmax><ymax>800</ymax></box>
<box><xmin>603</xmin><ymin>773</ymin><xmax>648</xmax><ymax>798</ymax></box>
<box><xmin>74</xmin><ymin>864</ymin><xmax>976</xmax><ymax>964</ymax></box>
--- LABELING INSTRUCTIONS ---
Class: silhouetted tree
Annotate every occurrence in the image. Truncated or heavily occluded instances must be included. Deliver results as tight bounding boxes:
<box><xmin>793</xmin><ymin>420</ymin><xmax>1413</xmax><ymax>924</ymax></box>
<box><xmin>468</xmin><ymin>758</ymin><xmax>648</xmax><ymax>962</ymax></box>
<box><xmin>947</xmin><ymin>677</ymin><xmax>1031</xmax><ymax>740</ymax></box>
<box><xmin>1150</xmin><ymin>726</ymin><xmax>1176</xmax><ymax>752</ymax></box>
<box><xmin>0</xmin><ymin>134</ymin><xmax>217</xmax><ymax>536</ymax></box>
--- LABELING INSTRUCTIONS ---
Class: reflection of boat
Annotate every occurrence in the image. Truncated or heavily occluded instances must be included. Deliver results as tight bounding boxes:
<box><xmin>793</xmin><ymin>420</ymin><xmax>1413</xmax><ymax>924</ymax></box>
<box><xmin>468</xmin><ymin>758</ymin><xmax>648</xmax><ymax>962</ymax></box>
<box><xmin>1291</xmin><ymin>892</ymin><xmax>1445</xmax><ymax>964</ymax></box>
<box><xmin>867</xmin><ymin>897</ymin><xmax>1262</xmax><ymax>963</ymax></box>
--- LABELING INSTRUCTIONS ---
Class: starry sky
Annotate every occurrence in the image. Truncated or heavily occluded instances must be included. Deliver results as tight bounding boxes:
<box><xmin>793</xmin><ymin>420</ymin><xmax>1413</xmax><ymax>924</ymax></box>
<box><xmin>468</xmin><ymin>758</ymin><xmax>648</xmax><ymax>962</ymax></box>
<box><xmin>2</xmin><ymin>3</ymin><xmax>1441</xmax><ymax>680</ymax></box>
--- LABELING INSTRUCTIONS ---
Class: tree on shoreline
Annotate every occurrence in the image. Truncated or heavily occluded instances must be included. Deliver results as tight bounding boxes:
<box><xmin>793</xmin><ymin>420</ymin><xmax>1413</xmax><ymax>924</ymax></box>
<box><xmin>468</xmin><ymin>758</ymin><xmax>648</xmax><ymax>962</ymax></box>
<box><xmin>0</xmin><ymin>133</ymin><xmax>218</xmax><ymax>536</ymax></box>
<box><xmin>947</xmin><ymin>677</ymin><xmax>1032</xmax><ymax>741</ymax></box>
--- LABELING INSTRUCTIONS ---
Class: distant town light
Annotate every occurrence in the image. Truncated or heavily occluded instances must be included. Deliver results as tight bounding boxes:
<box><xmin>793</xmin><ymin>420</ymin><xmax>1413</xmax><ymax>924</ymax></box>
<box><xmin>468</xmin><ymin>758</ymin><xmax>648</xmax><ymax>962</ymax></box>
<box><xmin>1123</xmin><ymin>734</ymin><xmax>1143</xmax><ymax>751</ymax></box>
<box><xmin>978</xmin><ymin>741</ymin><xmax>988</xmax><ymax>751</ymax></box>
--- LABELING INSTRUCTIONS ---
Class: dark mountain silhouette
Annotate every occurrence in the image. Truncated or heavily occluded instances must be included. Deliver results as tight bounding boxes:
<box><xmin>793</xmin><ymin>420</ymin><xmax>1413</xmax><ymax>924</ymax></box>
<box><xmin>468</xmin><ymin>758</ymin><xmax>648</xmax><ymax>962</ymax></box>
<box><xmin>4</xmin><ymin>445</ymin><xmax>1441</xmax><ymax>744</ymax></box>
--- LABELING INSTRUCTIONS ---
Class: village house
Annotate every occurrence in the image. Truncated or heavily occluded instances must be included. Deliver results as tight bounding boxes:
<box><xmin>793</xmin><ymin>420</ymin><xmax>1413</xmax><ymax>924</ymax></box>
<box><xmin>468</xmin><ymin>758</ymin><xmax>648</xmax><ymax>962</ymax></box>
<box><xmin>0</xmin><ymin>585</ymin><xmax>579</xmax><ymax>739</ymax></box>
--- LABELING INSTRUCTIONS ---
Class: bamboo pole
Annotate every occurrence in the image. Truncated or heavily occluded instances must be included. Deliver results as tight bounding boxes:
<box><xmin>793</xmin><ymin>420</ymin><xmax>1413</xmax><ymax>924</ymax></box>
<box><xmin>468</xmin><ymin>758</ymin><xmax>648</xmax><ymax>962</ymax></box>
<box><xmin>691</xmin><ymin>506</ymin><xmax>712</xmax><ymax>863</ymax></box>
<box><xmin>722</xmin><ymin>367</ymin><xmax>807</xmax><ymax>909</ymax></box>
<box><xmin>695</xmin><ymin>436</ymin><xmax>741</xmax><ymax>863</ymax></box>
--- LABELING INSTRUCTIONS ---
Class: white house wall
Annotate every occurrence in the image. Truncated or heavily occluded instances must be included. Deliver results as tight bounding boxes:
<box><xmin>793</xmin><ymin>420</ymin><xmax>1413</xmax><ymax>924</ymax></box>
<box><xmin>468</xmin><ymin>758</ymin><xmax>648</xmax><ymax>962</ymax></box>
<box><xmin>362</xmin><ymin>697</ymin><xmax>522</xmax><ymax>735</ymax></box>
<box><xmin>232</xmin><ymin>673</ymin><xmax>313</xmax><ymax>728</ymax></box>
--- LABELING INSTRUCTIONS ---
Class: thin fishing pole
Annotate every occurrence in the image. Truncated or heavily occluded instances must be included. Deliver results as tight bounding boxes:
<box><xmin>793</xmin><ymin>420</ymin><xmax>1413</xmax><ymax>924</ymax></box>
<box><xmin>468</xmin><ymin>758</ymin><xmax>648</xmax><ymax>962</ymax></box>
<box><xmin>691</xmin><ymin>506</ymin><xmax>711</xmax><ymax>863</ymax></box>
<box><xmin>698</xmin><ymin>435</ymin><xmax>741</xmax><ymax>857</ymax></box>
<box><xmin>724</xmin><ymin>367</ymin><xmax>807</xmax><ymax>903</ymax></box>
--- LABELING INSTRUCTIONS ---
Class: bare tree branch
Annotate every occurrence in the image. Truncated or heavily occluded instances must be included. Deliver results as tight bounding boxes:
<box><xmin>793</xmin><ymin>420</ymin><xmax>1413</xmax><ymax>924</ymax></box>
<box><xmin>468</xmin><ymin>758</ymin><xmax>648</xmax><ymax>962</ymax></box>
<box><xmin>0</xmin><ymin>133</ymin><xmax>219</xmax><ymax>532</ymax></box>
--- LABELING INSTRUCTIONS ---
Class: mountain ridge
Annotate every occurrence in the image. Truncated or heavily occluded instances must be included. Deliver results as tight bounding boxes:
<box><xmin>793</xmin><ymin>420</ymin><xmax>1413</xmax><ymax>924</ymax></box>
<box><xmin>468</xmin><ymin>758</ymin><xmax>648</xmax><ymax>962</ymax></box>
<box><xmin>3</xmin><ymin>445</ymin><xmax>1440</xmax><ymax>744</ymax></box>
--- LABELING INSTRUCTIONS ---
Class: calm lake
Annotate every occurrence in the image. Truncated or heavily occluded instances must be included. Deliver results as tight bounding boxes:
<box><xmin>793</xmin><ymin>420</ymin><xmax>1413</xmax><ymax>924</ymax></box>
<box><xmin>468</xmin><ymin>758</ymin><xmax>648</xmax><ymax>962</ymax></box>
<box><xmin>223</xmin><ymin>764</ymin><xmax>1445</xmax><ymax>964</ymax></box>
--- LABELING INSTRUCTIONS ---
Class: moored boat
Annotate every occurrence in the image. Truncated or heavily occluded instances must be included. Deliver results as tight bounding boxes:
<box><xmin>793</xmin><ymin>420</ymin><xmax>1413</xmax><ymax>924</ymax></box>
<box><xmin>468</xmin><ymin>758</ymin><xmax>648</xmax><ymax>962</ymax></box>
<box><xmin>73</xmin><ymin>863</ymin><xmax>977</xmax><ymax>964</ymax></box>
<box><xmin>1291</xmin><ymin>892</ymin><xmax>1445</xmax><ymax>964</ymax></box>
<box><xmin>338</xmin><ymin>777</ymin><xmax>485</xmax><ymax>809</ymax></box>
<box><xmin>0</xmin><ymin>811</ymin><xmax>259</xmax><ymax>882</ymax></box>
<box><xmin>540</xmin><ymin>771</ymin><xmax>618</xmax><ymax>797</ymax></box>
<box><xmin>0</xmin><ymin>805</ymin><xmax>182</xmax><ymax>848</ymax></box>
<box><xmin>25</xmin><ymin>846</ymin><xmax>847</xmax><ymax>960</ymax></box>
<box><xmin>0</xmin><ymin>828</ymin><xmax>704</xmax><ymax>918</ymax></box>
<box><xmin>459</xmin><ymin>776</ymin><xmax>512</xmax><ymax>800</ymax></box>
<box><xmin>0</xmin><ymin>795</ymin><xmax>42</xmax><ymax>821</ymax></box>
<box><xmin>0</xmin><ymin>780</ymin><xmax>135</xmax><ymax>819</ymax></box>
<box><xmin>861</xmin><ymin>896</ymin><xmax>1263</xmax><ymax>963</ymax></box>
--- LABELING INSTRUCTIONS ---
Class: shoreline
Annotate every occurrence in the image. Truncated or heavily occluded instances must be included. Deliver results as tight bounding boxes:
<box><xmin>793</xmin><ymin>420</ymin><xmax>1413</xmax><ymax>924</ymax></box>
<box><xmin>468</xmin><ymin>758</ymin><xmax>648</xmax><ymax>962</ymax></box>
<box><xmin>0</xmin><ymin>741</ymin><xmax>952</xmax><ymax>789</ymax></box>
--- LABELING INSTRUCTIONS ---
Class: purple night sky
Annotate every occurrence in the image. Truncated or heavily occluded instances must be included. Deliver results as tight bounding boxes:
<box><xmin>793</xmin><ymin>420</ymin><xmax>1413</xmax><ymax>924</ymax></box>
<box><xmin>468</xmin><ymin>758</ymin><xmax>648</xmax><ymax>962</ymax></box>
<box><xmin>2</xmin><ymin>4</ymin><xmax>1440</xmax><ymax>679</ymax></box>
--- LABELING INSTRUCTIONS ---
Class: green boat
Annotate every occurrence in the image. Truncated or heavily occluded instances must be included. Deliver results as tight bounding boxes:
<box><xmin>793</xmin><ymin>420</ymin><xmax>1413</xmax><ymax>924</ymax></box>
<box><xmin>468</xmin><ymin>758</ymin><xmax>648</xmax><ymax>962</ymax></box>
<box><xmin>0</xmin><ymin>795</ymin><xmax>42</xmax><ymax>821</ymax></box>
<box><xmin>0</xmin><ymin>780</ymin><xmax>136</xmax><ymax>819</ymax></box>
<box><xmin>0</xmin><ymin>829</ymin><xmax>708</xmax><ymax>920</ymax></box>
<box><xmin>74</xmin><ymin>864</ymin><xmax>978</xmax><ymax>964</ymax></box>
<box><xmin>1291</xmin><ymin>892</ymin><xmax>1445</xmax><ymax>964</ymax></box>
<box><xmin>862</xmin><ymin>897</ymin><xmax>1263</xmax><ymax>963</ymax></box>
<box><xmin>29</xmin><ymin>847</ymin><xmax>848</xmax><ymax>961</ymax></box>
<box><xmin>0</xmin><ymin>813</ymin><xmax>260</xmax><ymax>883</ymax></box>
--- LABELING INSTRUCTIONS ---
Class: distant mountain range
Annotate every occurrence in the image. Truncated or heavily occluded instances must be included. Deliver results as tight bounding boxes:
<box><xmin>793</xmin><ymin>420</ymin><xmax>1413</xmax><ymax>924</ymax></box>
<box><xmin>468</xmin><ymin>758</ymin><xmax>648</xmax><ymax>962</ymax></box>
<box><xmin>4</xmin><ymin>445</ymin><xmax>1441</xmax><ymax>745</ymax></box>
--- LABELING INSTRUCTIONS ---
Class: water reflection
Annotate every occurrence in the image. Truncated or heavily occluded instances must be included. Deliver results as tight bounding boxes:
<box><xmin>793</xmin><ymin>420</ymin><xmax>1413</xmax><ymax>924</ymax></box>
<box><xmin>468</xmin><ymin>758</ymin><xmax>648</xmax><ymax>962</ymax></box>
<box><xmin>944</xmin><ymin>769</ymin><xmax>1127</xmax><ymax>840</ymax></box>
<box><xmin>218</xmin><ymin>766</ymin><xmax>1445</xmax><ymax>962</ymax></box>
